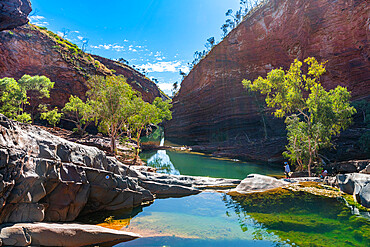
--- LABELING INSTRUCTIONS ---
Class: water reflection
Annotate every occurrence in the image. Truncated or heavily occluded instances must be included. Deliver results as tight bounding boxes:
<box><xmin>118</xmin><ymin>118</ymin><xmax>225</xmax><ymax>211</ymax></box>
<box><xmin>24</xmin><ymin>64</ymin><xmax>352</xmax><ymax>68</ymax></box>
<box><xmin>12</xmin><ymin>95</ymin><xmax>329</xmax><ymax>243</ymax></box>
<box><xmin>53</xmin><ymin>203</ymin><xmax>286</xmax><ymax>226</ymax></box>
<box><xmin>146</xmin><ymin>137</ymin><xmax>180</xmax><ymax>175</ymax></box>
<box><xmin>222</xmin><ymin>190</ymin><xmax>370</xmax><ymax>247</ymax></box>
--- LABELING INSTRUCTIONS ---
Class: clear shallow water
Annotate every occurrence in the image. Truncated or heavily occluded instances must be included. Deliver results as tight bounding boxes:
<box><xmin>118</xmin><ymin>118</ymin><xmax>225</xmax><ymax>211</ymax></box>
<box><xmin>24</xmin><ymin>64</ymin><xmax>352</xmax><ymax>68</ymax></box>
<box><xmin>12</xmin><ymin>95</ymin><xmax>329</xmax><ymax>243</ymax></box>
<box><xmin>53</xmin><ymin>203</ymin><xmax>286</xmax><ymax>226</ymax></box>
<box><xmin>87</xmin><ymin>191</ymin><xmax>370</xmax><ymax>247</ymax></box>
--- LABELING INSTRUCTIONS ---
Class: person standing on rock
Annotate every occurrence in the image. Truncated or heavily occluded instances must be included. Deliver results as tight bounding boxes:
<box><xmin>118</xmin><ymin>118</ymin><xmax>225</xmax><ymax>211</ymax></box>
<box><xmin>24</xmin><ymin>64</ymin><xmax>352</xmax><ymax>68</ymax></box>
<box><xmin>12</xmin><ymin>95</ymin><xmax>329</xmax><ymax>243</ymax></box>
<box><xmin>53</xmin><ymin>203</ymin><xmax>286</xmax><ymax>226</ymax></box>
<box><xmin>284</xmin><ymin>162</ymin><xmax>291</xmax><ymax>178</ymax></box>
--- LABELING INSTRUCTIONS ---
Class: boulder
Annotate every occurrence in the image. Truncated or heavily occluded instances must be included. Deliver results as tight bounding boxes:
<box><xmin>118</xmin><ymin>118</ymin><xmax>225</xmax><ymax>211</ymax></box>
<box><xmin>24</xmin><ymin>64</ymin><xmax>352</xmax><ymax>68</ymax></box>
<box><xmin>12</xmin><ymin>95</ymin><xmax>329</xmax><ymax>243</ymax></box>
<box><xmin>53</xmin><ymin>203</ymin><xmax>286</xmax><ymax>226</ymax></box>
<box><xmin>228</xmin><ymin>174</ymin><xmax>289</xmax><ymax>195</ymax></box>
<box><xmin>0</xmin><ymin>0</ymin><xmax>31</xmax><ymax>31</ymax></box>
<box><xmin>337</xmin><ymin>173</ymin><xmax>370</xmax><ymax>208</ymax></box>
<box><xmin>0</xmin><ymin>223</ymin><xmax>140</xmax><ymax>246</ymax></box>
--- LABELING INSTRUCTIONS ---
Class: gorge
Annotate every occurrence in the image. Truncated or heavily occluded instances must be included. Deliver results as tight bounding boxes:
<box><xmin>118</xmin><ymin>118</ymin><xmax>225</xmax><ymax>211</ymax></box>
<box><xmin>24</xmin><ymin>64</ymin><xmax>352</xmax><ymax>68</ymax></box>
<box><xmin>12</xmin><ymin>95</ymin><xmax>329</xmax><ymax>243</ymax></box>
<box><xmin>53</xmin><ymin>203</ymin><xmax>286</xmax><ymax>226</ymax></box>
<box><xmin>165</xmin><ymin>0</ymin><xmax>370</xmax><ymax>162</ymax></box>
<box><xmin>0</xmin><ymin>0</ymin><xmax>369</xmax><ymax>246</ymax></box>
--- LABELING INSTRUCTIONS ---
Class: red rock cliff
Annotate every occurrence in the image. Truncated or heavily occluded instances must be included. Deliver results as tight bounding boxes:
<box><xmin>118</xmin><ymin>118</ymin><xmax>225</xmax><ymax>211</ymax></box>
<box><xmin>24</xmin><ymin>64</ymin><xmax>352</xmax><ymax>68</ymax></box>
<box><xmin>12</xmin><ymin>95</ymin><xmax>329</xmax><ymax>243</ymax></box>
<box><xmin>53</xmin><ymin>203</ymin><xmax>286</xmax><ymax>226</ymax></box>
<box><xmin>0</xmin><ymin>25</ymin><xmax>166</xmax><ymax>107</ymax></box>
<box><xmin>166</xmin><ymin>0</ymin><xmax>370</xmax><ymax>161</ymax></box>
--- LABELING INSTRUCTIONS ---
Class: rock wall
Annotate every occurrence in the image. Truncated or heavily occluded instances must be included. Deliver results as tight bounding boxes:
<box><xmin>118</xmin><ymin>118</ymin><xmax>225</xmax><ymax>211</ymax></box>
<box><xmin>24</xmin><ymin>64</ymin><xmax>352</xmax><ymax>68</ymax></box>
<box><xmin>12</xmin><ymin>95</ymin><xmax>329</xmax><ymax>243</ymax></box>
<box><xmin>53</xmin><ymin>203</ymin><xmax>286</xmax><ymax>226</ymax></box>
<box><xmin>0</xmin><ymin>0</ymin><xmax>31</xmax><ymax>31</ymax></box>
<box><xmin>92</xmin><ymin>55</ymin><xmax>168</xmax><ymax>102</ymax></box>
<box><xmin>0</xmin><ymin>25</ymin><xmax>166</xmax><ymax>109</ymax></box>
<box><xmin>166</xmin><ymin>0</ymin><xmax>370</xmax><ymax>161</ymax></box>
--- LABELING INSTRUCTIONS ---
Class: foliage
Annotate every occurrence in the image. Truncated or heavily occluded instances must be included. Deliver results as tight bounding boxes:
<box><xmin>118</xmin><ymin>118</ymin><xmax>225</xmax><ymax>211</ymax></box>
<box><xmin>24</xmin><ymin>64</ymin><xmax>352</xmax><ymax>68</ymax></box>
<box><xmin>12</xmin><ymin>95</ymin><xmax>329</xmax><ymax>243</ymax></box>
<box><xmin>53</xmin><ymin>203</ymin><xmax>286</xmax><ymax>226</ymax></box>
<box><xmin>0</xmin><ymin>77</ymin><xmax>29</xmax><ymax>122</ymax></box>
<box><xmin>221</xmin><ymin>0</ymin><xmax>262</xmax><ymax>38</ymax></box>
<box><xmin>87</xmin><ymin>75</ymin><xmax>172</xmax><ymax>158</ymax></box>
<box><xmin>62</xmin><ymin>95</ymin><xmax>96</xmax><ymax>135</ymax></box>
<box><xmin>87</xmin><ymin>75</ymin><xmax>138</xmax><ymax>154</ymax></box>
<box><xmin>243</xmin><ymin>58</ymin><xmax>356</xmax><ymax>175</ymax></box>
<box><xmin>40</xmin><ymin>107</ymin><xmax>62</xmax><ymax>127</ymax></box>
<box><xmin>128</xmin><ymin>97</ymin><xmax>172</xmax><ymax>161</ymax></box>
<box><xmin>18</xmin><ymin>74</ymin><xmax>55</xmax><ymax>122</ymax></box>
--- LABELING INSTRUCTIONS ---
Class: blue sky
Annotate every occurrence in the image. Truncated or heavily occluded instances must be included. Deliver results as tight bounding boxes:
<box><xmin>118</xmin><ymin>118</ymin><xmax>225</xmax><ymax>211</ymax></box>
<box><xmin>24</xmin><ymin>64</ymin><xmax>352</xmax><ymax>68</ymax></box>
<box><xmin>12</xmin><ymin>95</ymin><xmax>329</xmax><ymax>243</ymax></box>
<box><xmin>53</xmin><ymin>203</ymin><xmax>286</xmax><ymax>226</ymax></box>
<box><xmin>30</xmin><ymin>0</ymin><xmax>240</xmax><ymax>95</ymax></box>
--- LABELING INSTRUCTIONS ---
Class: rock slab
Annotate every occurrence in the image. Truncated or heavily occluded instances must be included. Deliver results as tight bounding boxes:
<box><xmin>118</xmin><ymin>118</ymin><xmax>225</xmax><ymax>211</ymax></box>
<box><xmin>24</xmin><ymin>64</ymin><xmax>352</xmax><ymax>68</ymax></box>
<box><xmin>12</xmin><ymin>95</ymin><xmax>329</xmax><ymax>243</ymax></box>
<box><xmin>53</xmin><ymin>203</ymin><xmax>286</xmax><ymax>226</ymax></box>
<box><xmin>228</xmin><ymin>174</ymin><xmax>289</xmax><ymax>195</ymax></box>
<box><xmin>0</xmin><ymin>223</ymin><xmax>140</xmax><ymax>246</ymax></box>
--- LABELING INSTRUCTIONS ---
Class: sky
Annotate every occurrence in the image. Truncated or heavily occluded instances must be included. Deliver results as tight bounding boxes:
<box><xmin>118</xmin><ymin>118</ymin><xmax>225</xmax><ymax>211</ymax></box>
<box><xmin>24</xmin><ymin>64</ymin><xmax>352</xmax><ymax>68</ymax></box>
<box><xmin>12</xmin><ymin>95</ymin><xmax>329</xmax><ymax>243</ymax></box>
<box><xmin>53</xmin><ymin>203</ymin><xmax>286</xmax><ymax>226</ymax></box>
<box><xmin>29</xmin><ymin>0</ymin><xmax>241</xmax><ymax>96</ymax></box>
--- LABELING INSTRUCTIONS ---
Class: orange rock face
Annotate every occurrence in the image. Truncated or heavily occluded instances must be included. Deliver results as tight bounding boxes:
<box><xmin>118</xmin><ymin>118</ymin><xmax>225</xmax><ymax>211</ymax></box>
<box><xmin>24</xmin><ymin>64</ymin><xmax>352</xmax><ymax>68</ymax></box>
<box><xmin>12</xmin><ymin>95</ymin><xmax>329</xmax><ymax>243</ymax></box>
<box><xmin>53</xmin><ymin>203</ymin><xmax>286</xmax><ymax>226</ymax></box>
<box><xmin>166</xmin><ymin>0</ymin><xmax>370</xmax><ymax>161</ymax></box>
<box><xmin>0</xmin><ymin>25</ymin><xmax>166</xmax><ymax>108</ymax></box>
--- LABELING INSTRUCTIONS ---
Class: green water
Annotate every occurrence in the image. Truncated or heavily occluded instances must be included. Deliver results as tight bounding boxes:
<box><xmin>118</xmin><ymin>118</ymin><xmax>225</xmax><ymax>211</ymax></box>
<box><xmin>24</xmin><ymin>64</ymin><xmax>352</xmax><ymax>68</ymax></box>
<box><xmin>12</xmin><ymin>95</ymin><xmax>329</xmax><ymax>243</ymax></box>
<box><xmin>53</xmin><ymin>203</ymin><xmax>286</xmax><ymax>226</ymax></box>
<box><xmin>140</xmin><ymin>150</ymin><xmax>282</xmax><ymax>180</ymax></box>
<box><xmin>94</xmin><ymin>130</ymin><xmax>370</xmax><ymax>246</ymax></box>
<box><xmin>91</xmin><ymin>191</ymin><xmax>370</xmax><ymax>247</ymax></box>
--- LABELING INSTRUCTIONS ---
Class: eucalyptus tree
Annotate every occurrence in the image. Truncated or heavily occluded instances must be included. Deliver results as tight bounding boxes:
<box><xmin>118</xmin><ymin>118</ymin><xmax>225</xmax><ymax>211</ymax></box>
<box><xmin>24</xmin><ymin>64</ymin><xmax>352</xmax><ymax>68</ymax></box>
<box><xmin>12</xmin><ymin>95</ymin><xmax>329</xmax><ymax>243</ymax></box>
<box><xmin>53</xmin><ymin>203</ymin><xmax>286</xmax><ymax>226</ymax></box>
<box><xmin>62</xmin><ymin>95</ymin><xmax>96</xmax><ymax>135</ymax></box>
<box><xmin>243</xmin><ymin>57</ymin><xmax>356</xmax><ymax>176</ymax></box>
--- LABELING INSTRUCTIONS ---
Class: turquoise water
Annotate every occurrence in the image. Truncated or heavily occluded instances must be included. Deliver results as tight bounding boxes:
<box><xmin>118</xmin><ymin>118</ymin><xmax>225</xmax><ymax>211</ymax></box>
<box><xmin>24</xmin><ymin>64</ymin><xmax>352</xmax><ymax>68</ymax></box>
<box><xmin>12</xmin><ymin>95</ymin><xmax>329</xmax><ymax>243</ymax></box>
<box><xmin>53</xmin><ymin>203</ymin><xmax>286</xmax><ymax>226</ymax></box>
<box><xmin>92</xmin><ymin>131</ymin><xmax>370</xmax><ymax>246</ymax></box>
<box><xmin>97</xmin><ymin>191</ymin><xmax>370</xmax><ymax>247</ymax></box>
<box><xmin>140</xmin><ymin>150</ymin><xmax>282</xmax><ymax>180</ymax></box>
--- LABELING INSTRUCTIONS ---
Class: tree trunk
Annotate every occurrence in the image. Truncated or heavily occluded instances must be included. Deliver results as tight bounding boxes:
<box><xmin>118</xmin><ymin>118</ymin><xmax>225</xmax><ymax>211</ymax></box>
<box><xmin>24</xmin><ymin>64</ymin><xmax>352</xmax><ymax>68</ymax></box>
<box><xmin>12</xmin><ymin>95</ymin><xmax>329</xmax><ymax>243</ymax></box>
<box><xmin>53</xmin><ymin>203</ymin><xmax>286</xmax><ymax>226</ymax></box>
<box><xmin>110</xmin><ymin>135</ymin><xmax>116</xmax><ymax>155</ymax></box>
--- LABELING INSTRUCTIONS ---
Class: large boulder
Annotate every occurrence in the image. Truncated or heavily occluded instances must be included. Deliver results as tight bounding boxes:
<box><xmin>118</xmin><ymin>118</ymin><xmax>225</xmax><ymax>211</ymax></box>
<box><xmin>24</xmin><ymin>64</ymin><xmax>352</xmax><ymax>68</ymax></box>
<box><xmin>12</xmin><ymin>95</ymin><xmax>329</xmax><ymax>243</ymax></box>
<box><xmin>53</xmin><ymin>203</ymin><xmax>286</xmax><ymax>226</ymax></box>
<box><xmin>337</xmin><ymin>173</ymin><xmax>370</xmax><ymax>208</ymax></box>
<box><xmin>228</xmin><ymin>174</ymin><xmax>289</xmax><ymax>195</ymax></box>
<box><xmin>0</xmin><ymin>0</ymin><xmax>31</xmax><ymax>31</ymax></box>
<box><xmin>0</xmin><ymin>223</ymin><xmax>140</xmax><ymax>246</ymax></box>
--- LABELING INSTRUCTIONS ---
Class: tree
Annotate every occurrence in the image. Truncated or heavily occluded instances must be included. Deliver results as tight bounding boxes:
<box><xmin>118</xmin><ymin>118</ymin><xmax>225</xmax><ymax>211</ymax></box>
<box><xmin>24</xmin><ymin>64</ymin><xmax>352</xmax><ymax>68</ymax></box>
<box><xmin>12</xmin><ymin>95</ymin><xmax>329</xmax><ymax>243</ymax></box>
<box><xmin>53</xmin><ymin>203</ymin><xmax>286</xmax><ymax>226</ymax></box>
<box><xmin>87</xmin><ymin>75</ymin><xmax>137</xmax><ymax>154</ymax></box>
<box><xmin>129</xmin><ymin>97</ymin><xmax>172</xmax><ymax>162</ymax></box>
<box><xmin>118</xmin><ymin>58</ymin><xmax>129</xmax><ymax>65</ymax></box>
<box><xmin>172</xmin><ymin>81</ymin><xmax>179</xmax><ymax>96</ymax></box>
<box><xmin>18</xmin><ymin>74</ymin><xmax>55</xmax><ymax>122</ymax></box>
<box><xmin>62</xmin><ymin>95</ymin><xmax>96</xmax><ymax>135</ymax></box>
<box><xmin>205</xmin><ymin>37</ymin><xmax>215</xmax><ymax>51</ymax></box>
<box><xmin>179</xmin><ymin>70</ymin><xmax>187</xmax><ymax>80</ymax></box>
<box><xmin>0</xmin><ymin>77</ymin><xmax>30</xmax><ymax>122</ymax></box>
<box><xmin>40</xmin><ymin>107</ymin><xmax>62</xmax><ymax>127</ymax></box>
<box><xmin>81</xmin><ymin>38</ymin><xmax>89</xmax><ymax>52</ymax></box>
<box><xmin>243</xmin><ymin>58</ymin><xmax>356</xmax><ymax>176</ymax></box>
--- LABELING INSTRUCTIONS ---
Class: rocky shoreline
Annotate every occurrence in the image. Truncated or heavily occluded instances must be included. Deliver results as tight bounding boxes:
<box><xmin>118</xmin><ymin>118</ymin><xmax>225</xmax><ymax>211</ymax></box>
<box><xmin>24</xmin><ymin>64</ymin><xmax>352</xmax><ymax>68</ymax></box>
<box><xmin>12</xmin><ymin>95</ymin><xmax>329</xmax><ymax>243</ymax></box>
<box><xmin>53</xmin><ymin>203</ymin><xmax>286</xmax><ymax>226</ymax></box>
<box><xmin>0</xmin><ymin>114</ymin><xmax>241</xmax><ymax>245</ymax></box>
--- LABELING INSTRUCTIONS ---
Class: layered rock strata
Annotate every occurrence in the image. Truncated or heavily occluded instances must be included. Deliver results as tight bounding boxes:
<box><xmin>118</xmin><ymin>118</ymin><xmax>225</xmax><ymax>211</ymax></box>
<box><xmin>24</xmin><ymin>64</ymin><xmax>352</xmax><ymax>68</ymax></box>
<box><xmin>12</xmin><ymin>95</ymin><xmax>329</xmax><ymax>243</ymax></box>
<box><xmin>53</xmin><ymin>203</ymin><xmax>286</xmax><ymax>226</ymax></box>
<box><xmin>0</xmin><ymin>114</ymin><xmax>240</xmax><ymax>224</ymax></box>
<box><xmin>0</xmin><ymin>0</ymin><xmax>31</xmax><ymax>31</ymax></box>
<box><xmin>166</xmin><ymin>0</ymin><xmax>370</xmax><ymax>161</ymax></box>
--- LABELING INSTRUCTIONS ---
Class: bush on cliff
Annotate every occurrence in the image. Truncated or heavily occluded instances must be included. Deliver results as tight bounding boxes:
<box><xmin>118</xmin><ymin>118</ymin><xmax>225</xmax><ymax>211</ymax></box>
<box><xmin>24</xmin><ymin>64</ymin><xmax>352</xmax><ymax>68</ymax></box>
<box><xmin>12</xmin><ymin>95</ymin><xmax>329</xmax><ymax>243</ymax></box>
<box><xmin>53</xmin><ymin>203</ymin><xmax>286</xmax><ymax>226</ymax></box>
<box><xmin>243</xmin><ymin>57</ymin><xmax>356</xmax><ymax>176</ymax></box>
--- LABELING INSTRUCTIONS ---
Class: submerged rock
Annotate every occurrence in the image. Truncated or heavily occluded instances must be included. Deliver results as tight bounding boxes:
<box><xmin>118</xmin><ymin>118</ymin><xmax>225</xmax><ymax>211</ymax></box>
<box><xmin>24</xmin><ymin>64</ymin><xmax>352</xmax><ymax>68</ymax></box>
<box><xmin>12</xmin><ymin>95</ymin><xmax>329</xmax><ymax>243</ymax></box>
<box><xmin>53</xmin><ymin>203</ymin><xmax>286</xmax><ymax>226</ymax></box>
<box><xmin>0</xmin><ymin>223</ymin><xmax>140</xmax><ymax>246</ymax></box>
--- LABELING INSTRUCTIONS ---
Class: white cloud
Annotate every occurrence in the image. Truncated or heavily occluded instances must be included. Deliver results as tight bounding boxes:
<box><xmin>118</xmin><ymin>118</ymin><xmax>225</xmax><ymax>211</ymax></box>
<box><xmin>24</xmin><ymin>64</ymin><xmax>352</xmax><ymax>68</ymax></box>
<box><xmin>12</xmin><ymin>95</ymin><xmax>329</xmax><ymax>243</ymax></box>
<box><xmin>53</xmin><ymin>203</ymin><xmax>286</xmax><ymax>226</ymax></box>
<box><xmin>91</xmin><ymin>43</ymin><xmax>125</xmax><ymax>51</ymax></box>
<box><xmin>77</xmin><ymin>36</ymin><xmax>84</xmax><ymax>40</ymax></box>
<box><xmin>138</xmin><ymin>61</ymin><xmax>188</xmax><ymax>73</ymax></box>
<box><xmin>29</xmin><ymin>15</ymin><xmax>49</xmax><ymax>26</ymax></box>
<box><xmin>158</xmin><ymin>82</ymin><xmax>173</xmax><ymax>92</ymax></box>
<box><xmin>154</xmin><ymin>51</ymin><xmax>162</xmax><ymax>57</ymax></box>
